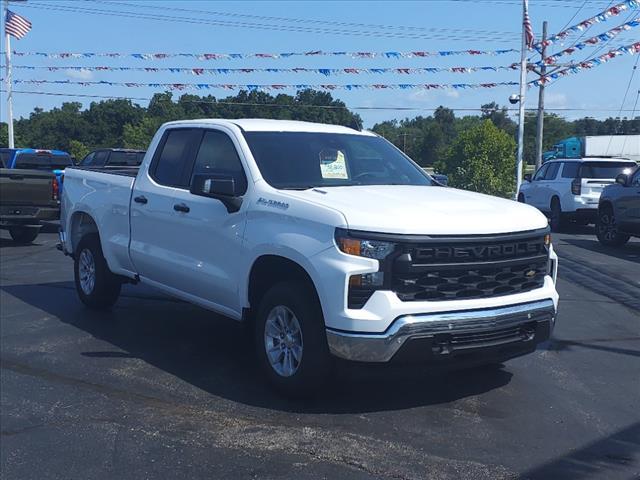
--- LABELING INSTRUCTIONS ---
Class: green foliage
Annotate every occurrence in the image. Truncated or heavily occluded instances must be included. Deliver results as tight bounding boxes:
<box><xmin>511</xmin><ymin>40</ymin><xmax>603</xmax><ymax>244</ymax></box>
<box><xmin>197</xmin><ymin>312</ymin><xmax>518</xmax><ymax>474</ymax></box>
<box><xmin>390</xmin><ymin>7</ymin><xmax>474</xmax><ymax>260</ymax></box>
<box><xmin>440</xmin><ymin>120</ymin><xmax>516</xmax><ymax>198</ymax></box>
<box><xmin>8</xmin><ymin>90</ymin><xmax>362</xmax><ymax>153</ymax></box>
<box><xmin>0</xmin><ymin>122</ymin><xmax>7</xmax><ymax>148</ymax></box>
<box><xmin>4</xmin><ymin>92</ymin><xmax>638</xmax><ymax>196</ymax></box>
<box><xmin>68</xmin><ymin>140</ymin><xmax>90</xmax><ymax>162</ymax></box>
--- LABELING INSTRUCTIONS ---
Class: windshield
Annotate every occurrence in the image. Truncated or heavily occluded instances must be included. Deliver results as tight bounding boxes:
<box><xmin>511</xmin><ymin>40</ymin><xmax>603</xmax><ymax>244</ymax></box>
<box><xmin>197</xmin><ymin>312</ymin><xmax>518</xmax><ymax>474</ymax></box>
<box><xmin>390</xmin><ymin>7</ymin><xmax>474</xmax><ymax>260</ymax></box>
<box><xmin>14</xmin><ymin>153</ymin><xmax>73</xmax><ymax>170</ymax></box>
<box><xmin>243</xmin><ymin>132</ymin><xmax>433</xmax><ymax>189</ymax></box>
<box><xmin>579</xmin><ymin>161</ymin><xmax>637</xmax><ymax>179</ymax></box>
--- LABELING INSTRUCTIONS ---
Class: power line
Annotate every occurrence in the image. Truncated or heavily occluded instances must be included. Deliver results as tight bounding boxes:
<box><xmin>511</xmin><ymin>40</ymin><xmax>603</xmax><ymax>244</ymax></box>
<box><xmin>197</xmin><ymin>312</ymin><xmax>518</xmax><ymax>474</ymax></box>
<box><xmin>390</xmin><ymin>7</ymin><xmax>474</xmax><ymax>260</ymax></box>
<box><xmin>19</xmin><ymin>2</ymin><xmax>523</xmax><ymax>41</ymax></box>
<box><xmin>607</xmin><ymin>54</ymin><xmax>639</xmax><ymax>152</ymax></box>
<box><xmin>84</xmin><ymin>0</ymin><xmax>521</xmax><ymax>37</ymax></box>
<box><xmin>2</xmin><ymin>89</ymin><xmax>639</xmax><ymax>113</ymax></box>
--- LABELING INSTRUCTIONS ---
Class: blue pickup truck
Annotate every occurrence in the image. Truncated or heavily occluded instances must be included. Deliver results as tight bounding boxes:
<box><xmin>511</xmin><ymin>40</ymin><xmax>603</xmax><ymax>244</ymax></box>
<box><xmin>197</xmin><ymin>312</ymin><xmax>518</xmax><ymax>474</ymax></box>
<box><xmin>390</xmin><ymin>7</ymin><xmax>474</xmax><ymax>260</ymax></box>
<box><xmin>0</xmin><ymin>148</ymin><xmax>74</xmax><ymax>185</ymax></box>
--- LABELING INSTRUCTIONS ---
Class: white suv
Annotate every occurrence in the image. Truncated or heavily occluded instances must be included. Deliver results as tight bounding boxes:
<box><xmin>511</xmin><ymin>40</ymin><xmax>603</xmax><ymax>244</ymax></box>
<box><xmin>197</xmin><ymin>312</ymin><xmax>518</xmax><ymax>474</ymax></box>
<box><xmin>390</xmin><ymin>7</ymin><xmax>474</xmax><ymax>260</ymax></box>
<box><xmin>518</xmin><ymin>158</ymin><xmax>638</xmax><ymax>231</ymax></box>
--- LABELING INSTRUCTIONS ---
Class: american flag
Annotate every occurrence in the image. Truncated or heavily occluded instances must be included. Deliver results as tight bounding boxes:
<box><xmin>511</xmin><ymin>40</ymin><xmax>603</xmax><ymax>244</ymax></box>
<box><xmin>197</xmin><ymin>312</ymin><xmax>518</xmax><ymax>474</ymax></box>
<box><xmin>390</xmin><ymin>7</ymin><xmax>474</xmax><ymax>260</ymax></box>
<box><xmin>523</xmin><ymin>0</ymin><xmax>535</xmax><ymax>50</ymax></box>
<box><xmin>5</xmin><ymin>10</ymin><xmax>32</xmax><ymax>40</ymax></box>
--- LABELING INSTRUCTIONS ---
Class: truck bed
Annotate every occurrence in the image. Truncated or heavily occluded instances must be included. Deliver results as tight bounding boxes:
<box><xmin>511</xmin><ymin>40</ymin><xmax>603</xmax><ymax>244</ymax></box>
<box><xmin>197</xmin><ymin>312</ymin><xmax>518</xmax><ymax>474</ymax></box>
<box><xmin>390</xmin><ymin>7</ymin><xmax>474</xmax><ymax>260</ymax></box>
<box><xmin>67</xmin><ymin>165</ymin><xmax>140</xmax><ymax>177</ymax></box>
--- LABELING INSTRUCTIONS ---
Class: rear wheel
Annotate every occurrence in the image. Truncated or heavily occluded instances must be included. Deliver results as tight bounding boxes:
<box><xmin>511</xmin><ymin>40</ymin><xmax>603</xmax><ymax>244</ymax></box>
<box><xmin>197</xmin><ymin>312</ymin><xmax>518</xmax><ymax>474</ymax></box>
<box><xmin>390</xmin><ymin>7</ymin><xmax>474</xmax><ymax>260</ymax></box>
<box><xmin>596</xmin><ymin>205</ymin><xmax>630</xmax><ymax>247</ymax></box>
<box><xmin>74</xmin><ymin>234</ymin><xmax>122</xmax><ymax>310</ymax></box>
<box><xmin>9</xmin><ymin>227</ymin><xmax>39</xmax><ymax>244</ymax></box>
<box><xmin>254</xmin><ymin>281</ymin><xmax>331</xmax><ymax>397</ymax></box>
<box><xmin>549</xmin><ymin>198</ymin><xmax>565</xmax><ymax>232</ymax></box>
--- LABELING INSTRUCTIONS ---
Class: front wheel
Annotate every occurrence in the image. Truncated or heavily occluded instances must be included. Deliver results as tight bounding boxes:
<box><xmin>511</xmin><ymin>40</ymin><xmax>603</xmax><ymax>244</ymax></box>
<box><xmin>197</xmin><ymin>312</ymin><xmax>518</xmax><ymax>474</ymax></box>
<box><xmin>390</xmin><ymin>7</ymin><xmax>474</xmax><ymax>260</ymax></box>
<box><xmin>74</xmin><ymin>234</ymin><xmax>122</xmax><ymax>310</ymax></box>
<box><xmin>549</xmin><ymin>198</ymin><xmax>565</xmax><ymax>232</ymax></box>
<box><xmin>596</xmin><ymin>206</ymin><xmax>630</xmax><ymax>247</ymax></box>
<box><xmin>9</xmin><ymin>226</ymin><xmax>39</xmax><ymax>244</ymax></box>
<box><xmin>255</xmin><ymin>281</ymin><xmax>331</xmax><ymax>397</ymax></box>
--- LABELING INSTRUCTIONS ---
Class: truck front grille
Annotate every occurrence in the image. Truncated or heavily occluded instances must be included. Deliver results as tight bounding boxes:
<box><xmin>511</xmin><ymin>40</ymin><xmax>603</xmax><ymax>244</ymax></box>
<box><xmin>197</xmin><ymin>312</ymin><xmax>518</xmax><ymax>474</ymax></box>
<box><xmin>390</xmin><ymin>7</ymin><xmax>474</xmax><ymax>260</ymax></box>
<box><xmin>391</xmin><ymin>232</ymin><xmax>549</xmax><ymax>302</ymax></box>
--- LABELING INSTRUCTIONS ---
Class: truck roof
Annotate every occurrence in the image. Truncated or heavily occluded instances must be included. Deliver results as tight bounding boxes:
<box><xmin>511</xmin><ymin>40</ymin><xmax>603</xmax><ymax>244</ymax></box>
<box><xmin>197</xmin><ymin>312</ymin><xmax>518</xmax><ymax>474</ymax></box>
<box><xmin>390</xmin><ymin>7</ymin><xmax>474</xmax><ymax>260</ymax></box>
<box><xmin>162</xmin><ymin>119</ymin><xmax>375</xmax><ymax>136</ymax></box>
<box><xmin>546</xmin><ymin>157</ymin><xmax>636</xmax><ymax>163</ymax></box>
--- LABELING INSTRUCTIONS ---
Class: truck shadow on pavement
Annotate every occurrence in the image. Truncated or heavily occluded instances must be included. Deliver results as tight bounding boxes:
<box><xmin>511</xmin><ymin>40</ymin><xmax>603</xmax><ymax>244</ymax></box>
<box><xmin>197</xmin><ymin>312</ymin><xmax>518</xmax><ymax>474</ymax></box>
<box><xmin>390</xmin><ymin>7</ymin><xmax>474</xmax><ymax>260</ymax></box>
<box><xmin>2</xmin><ymin>280</ymin><xmax>514</xmax><ymax>413</ymax></box>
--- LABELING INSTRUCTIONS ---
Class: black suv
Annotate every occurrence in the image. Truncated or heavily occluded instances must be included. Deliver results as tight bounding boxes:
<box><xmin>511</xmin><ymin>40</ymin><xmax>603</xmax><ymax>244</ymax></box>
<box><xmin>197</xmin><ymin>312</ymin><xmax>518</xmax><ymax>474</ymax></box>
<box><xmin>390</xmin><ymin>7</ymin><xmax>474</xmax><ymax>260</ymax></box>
<box><xmin>79</xmin><ymin>149</ymin><xmax>145</xmax><ymax>168</ymax></box>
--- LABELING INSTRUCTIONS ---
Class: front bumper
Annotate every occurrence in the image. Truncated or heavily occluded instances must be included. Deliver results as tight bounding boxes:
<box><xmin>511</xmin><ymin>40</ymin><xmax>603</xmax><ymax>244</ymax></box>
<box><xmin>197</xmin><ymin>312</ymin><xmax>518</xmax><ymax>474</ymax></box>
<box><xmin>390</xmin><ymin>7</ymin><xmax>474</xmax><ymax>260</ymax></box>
<box><xmin>326</xmin><ymin>299</ymin><xmax>555</xmax><ymax>363</ymax></box>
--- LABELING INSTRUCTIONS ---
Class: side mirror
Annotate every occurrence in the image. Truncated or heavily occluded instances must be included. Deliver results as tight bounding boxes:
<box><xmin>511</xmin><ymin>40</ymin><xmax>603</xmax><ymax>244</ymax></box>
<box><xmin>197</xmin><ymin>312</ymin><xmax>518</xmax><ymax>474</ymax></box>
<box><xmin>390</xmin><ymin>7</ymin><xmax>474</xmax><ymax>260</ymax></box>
<box><xmin>524</xmin><ymin>174</ymin><xmax>532</xmax><ymax>182</ymax></box>
<box><xmin>615</xmin><ymin>173</ymin><xmax>628</xmax><ymax>186</ymax></box>
<box><xmin>190</xmin><ymin>174</ymin><xmax>243</xmax><ymax>213</ymax></box>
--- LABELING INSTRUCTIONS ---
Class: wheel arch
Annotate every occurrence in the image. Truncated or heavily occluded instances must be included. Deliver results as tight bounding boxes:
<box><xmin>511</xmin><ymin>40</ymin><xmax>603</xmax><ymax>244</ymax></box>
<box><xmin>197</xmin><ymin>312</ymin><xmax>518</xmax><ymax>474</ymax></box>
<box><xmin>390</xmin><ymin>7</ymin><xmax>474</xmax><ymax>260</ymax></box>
<box><xmin>69</xmin><ymin>211</ymin><xmax>99</xmax><ymax>255</ymax></box>
<box><xmin>246</xmin><ymin>254</ymin><xmax>322</xmax><ymax>321</ymax></box>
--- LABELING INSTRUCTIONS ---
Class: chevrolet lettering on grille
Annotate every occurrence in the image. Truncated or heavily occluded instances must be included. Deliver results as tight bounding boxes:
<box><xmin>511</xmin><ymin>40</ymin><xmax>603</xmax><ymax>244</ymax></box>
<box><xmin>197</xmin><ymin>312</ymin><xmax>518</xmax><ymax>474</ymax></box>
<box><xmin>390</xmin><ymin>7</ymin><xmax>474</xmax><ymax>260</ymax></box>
<box><xmin>414</xmin><ymin>240</ymin><xmax>543</xmax><ymax>263</ymax></box>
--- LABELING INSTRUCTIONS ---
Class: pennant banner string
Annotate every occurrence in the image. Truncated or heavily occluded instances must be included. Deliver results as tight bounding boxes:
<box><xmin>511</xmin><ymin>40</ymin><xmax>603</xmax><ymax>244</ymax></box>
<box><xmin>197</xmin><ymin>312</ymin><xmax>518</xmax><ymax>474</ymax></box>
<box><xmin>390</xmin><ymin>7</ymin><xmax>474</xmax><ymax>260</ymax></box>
<box><xmin>4</xmin><ymin>65</ymin><xmax>519</xmax><ymax>75</ymax></box>
<box><xmin>1</xmin><ymin>48</ymin><xmax>519</xmax><ymax>60</ymax></box>
<box><xmin>5</xmin><ymin>79</ymin><xmax>520</xmax><ymax>91</ymax></box>
<box><xmin>538</xmin><ymin>17</ymin><xmax>640</xmax><ymax>65</ymax></box>
<box><xmin>534</xmin><ymin>0</ymin><xmax>639</xmax><ymax>50</ymax></box>
<box><xmin>531</xmin><ymin>41</ymin><xmax>640</xmax><ymax>86</ymax></box>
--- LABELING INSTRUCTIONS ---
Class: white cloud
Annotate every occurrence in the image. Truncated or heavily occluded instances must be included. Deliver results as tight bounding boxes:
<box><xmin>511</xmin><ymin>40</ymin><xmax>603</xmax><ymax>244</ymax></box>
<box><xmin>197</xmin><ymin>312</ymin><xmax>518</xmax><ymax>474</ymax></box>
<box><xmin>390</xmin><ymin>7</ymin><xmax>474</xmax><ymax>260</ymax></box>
<box><xmin>65</xmin><ymin>69</ymin><xmax>94</xmax><ymax>81</ymax></box>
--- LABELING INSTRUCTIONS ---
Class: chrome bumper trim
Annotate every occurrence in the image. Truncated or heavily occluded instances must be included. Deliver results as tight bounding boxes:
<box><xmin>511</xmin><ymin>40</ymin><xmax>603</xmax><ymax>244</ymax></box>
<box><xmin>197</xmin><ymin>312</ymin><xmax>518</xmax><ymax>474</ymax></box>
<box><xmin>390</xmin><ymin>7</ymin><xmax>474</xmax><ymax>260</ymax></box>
<box><xmin>326</xmin><ymin>299</ymin><xmax>556</xmax><ymax>362</ymax></box>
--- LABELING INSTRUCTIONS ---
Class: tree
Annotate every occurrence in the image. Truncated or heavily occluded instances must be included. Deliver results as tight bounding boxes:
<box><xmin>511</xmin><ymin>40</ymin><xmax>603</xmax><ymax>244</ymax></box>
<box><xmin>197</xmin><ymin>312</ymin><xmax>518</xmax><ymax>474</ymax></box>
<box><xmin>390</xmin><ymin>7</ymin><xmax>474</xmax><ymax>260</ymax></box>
<box><xmin>123</xmin><ymin>117</ymin><xmax>164</xmax><ymax>150</ymax></box>
<box><xmin>68</xmin><ymin>140</ymin><xmax>90</xmax><ymax>162</ymax></box>
<box><xmin>440</xmin><ymin>120</ymin><xmax>516</xmax><ymax>198</ymax></box>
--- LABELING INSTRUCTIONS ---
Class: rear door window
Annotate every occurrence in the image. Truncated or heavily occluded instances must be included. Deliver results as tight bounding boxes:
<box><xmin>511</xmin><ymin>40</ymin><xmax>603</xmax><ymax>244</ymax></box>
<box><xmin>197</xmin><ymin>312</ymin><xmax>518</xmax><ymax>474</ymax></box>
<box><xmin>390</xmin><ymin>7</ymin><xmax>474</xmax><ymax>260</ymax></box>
<box><xmin>561</xmin><ymin>162</ymin><xmax>580</xmax><ymax>178</ymax></box>
<box><xmin>579</xmin><ymin>162</ymin><xmax>637</xmax><ymax>179</ymax></box>
<box><xmin>151</xmin><ymin>129</ymin><xmax>199</xmax><ymax>188</ymax></box>
<box><xmin>544</xmin><ymin>163</ymin><xmax>560</xmax><ymax>180</ymax></box>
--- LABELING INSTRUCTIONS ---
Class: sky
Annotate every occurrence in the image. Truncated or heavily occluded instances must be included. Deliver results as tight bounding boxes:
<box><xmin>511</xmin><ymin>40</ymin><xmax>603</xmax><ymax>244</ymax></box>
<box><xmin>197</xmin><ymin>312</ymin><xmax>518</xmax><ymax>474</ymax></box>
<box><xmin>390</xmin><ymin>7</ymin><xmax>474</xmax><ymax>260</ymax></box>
<box><xmin>1</xmin><ymin>0</ymin><xmax>639</xmax><ymax>128</ymax></box>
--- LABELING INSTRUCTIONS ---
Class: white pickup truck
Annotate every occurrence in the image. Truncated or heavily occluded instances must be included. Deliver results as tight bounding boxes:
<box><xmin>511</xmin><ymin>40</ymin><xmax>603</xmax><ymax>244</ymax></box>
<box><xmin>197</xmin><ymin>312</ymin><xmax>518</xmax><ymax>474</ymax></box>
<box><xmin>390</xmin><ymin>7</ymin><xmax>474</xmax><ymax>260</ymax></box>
<box><xmin>59</xmin><ymin>119</ymin><xmax>559</xmax><ymax>395</ymax></box>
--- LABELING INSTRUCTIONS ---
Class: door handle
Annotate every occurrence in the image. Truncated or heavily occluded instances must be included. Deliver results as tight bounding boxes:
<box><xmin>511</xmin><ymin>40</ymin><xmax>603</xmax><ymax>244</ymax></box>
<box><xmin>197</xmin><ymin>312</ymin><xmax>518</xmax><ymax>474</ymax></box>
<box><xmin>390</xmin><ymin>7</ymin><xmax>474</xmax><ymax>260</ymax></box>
<box><xmin>133</xmin><ymin>195</ymin><xmax>148</xmax><ymax>204</ymax></box>
<box><xmin>173</xmin><ymin>203</ymin><xmax>190</xmax><ymax>213</ymax></box>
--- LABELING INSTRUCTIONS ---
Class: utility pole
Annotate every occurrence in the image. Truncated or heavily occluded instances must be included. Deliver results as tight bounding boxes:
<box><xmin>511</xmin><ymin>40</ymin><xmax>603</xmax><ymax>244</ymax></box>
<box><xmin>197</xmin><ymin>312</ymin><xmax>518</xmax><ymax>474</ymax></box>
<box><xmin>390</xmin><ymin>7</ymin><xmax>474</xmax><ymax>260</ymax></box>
<box><xmin>3</xmin><ymin>0</ymin><xmax>14</xmax><ymax>148</ymax></box>
<box><xmin>514</xmin><ymin>0</ymin><xmax>528</xmax><ymax>200</ymax></box>
<box><xmin>401</xmin><ymin>131</ymin><xmax>408</xmax><ymax>153</ymax></box>
<box><xmin>534</xmin><ymin>21</ymin><xmax>548</xmax><ymax>170</ymax></box>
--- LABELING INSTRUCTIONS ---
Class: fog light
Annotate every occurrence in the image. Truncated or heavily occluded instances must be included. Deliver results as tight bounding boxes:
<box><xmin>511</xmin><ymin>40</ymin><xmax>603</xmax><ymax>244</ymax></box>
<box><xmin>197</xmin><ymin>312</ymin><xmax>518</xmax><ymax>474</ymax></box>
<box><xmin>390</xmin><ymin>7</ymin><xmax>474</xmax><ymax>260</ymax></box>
<box><xmin>350</xmin><ymin>272</ymin><xmax>384</xmax><ymax>287</ymax></box>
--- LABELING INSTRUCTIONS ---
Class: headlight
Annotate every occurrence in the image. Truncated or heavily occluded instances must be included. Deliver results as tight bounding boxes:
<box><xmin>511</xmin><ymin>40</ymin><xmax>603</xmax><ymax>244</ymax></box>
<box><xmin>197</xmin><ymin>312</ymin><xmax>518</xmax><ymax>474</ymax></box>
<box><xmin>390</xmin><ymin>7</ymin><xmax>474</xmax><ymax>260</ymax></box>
<box><xmin>335</xmin><ymin>230</ymin><xmax>396</xmax><ymax>260</ymax></box>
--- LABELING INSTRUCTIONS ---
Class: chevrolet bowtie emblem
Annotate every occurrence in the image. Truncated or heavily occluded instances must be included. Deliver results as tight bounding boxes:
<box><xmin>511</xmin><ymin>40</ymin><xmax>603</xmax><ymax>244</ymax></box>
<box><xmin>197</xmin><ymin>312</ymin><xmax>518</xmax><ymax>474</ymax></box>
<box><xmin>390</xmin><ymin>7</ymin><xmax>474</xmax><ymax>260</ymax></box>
<box><xmin>525</xmin><ymin>270</ymin><xmax>536</xmax><ymax>278</ymax></box>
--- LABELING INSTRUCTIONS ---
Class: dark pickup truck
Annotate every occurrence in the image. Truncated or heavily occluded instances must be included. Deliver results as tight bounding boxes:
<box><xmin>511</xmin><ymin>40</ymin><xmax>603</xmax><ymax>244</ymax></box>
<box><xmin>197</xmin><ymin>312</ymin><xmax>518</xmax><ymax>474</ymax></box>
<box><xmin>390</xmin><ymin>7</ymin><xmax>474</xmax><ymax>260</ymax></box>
<box><xmin>0</xmin><ymin>167</ymin><xmax>60</xmax><ymax>243</ymax></box>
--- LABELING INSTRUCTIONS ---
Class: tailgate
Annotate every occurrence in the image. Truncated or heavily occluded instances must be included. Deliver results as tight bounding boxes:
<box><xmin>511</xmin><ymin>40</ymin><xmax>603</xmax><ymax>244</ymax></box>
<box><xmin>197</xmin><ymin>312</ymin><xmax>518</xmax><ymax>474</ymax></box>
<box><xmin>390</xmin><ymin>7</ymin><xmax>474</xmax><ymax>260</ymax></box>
<box><xmin>0</xmin><ymin>168</ymin><xmax>55</xmax><ymax>206</ymax></box>
<box><xmin>581</xmin><ymin>178</ymin><xmax>615</xmax><ymax>197</ymax></box>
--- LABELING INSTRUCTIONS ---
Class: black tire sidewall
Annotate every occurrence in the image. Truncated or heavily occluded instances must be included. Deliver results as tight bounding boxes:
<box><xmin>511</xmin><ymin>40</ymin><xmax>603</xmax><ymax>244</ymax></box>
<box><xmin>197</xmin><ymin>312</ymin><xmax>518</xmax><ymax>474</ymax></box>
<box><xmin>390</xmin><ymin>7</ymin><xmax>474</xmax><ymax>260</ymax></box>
<box><xmin>74</xmin><ymin>234</ymin><xmax>121</xmax><ymax>310</ymax></box>
<box><xmin>254</xmin><ymin>281</ymin><xmax>330</xmax><ymax>396</ymax></box>
<box><xmin>550</xmin><ymin>199</ymin><xmax>564</xmax><ymax>232</ymax></box>
<box><xmin>596</xmin><ymin>206</ymin><xmax>630</xmax><ymax>246</ymax></box>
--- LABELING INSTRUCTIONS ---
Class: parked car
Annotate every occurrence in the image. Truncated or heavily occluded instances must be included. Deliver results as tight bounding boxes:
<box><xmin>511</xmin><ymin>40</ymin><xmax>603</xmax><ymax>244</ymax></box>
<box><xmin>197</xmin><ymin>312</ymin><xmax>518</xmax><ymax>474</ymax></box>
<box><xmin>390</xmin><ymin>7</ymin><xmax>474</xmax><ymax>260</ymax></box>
<box><xmin>0</xmin><ymin>148</ymin><xmax>73</xmax><ymax>186</ymax></box>
<box><xmin>0</xmin><ymin>162</ymin><xmax>60</xmax><ymax>243</ymax></box>
<box><xmin>79</xmin><ymin>149</ymin><xmax>145</xmax><ymax>168</ymax></box>
<box><xmin>596</xmin><ymin>166</ymin><xmax>640</xmax><ymax>246</ymax></box>
<box><xmin>518</xmin><ymin>157</ymin><xmax>638</xmax><ymax>231</ymax></box>
<box><xmin>59</xmin><ymin>119</ymin><xmax>559</xmax><ymax>395</ymax></box>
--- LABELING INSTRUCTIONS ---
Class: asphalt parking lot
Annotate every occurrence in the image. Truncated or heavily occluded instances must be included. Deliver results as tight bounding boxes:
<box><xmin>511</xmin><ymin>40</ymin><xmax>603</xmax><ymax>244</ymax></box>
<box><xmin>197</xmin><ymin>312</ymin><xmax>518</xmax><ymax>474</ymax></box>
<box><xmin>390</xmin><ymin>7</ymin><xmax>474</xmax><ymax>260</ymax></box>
<box><xmin>1</xmin><ymin>226</ymin><xmax>639</xmax><ymax>480</ymax></box>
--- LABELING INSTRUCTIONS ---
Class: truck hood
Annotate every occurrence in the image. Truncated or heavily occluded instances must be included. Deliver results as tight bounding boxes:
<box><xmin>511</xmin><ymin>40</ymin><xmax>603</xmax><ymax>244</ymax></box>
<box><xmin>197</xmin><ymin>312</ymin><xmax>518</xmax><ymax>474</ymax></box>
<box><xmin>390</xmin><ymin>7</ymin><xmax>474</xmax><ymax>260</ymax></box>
<box><xmin>283</xmin><ymin>185</ymin><xmax>549</xmax><ymax>235</ymax></box>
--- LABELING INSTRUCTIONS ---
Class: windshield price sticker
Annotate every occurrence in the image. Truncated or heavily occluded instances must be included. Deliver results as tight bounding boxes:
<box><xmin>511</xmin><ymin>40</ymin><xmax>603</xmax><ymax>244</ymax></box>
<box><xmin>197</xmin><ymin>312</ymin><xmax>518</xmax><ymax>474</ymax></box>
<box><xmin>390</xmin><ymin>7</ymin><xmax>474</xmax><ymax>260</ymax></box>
<box><xmin>320</xmin><ymin>149</ymin><xmax>349</xmax><ymax>179</ymax></box>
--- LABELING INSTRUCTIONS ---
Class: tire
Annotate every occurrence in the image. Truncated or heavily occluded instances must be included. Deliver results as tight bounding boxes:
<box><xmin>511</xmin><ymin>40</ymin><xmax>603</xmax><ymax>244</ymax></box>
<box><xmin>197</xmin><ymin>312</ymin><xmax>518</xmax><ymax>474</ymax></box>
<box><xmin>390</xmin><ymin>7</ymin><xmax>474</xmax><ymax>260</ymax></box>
<box><xmin>74</xmin><ymin>234</ymin><xmax>122</xmax><ymax>310</ymax></box>
<box><xmin>254</xmin><ymin>281</ymin><xmax>331</xmax><ymax>397</ymax></box>
<box><xmin>9</xmin><ymin>227</ymin><xmax>39</xmax><ymax>244</ymax></box>
<box><xmin>517</xmin><ymin>193</ymin><xmax>525</xmax><ymax>203</ymax></box>
<box><xmin>549</xmin><ymin>198</ymin><xmax>565</xmax><ymax>233</ymax></box>
<box><xmin>596</xmin><ymin>205</ymin><xmax>630</xmax><ymax>247</ymax></box>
